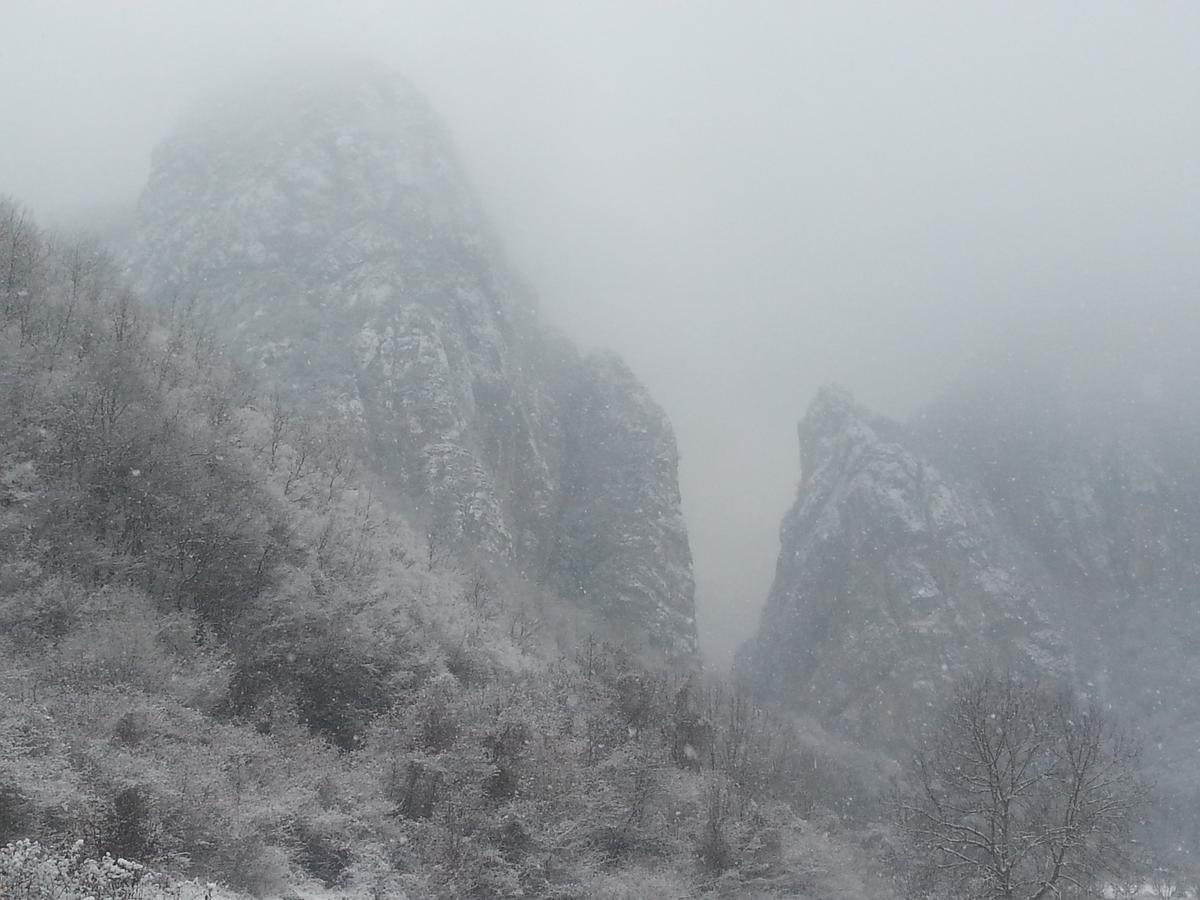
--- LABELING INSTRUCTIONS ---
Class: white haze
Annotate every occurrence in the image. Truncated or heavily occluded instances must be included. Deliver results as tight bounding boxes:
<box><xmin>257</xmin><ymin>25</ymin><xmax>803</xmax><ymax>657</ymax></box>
<box><xmin>3</xmin><ymin>1</ymin><xmax>1199</xmax><ymax>664</ymax></box>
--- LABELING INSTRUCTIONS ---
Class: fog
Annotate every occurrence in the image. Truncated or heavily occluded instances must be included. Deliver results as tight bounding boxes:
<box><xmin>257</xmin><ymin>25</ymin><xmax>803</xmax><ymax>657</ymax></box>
<box><xmin>4</xmin><ymin>0</ymin><xmax>1199</xmax><ymax>663</ymax></box>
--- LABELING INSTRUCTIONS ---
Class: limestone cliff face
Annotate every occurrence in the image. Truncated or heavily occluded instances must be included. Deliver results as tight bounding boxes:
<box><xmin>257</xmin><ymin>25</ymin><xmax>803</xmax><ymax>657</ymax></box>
<box><xmin>738</xmin><ymin>386</ymin><xmax>1071</xmax><ymax>743</ymax></box>
<box><xmin>741</xmin><ymin>374</ymin><xmax>1200</xmax><ymax>779</ymax></box>
<box><xmin>125</xmin><ymin>63</ymin><xmax>695</xmax><ymax>660</ymax></box>
<box><xmin>553</xmin><ymin>353</ymin><xmax>695</xmax><ymax>659</ymax></box>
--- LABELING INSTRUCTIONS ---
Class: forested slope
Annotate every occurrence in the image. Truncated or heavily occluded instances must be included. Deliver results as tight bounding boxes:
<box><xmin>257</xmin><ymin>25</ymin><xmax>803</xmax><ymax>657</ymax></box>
<box><xmin>1</xmin><ymin>195</ymin><xmax>898</xmax><ymax>899</ymax></box>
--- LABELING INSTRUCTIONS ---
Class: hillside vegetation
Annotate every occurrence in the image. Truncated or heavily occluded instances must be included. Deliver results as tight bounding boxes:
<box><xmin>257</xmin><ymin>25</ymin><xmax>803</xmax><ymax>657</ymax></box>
<box><xmin>1</xmin><ymin>198</ymin><xmax>899</xmax><ymax>898</ymax></box>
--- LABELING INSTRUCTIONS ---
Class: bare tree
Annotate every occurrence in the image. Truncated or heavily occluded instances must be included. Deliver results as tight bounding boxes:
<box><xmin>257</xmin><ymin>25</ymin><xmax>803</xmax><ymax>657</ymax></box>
<box><xmin>1148</xmin><ymin>874</ymin><xmax>1183</xmax><ymax>899</ymax></box>
<box><xmin>0</xmin><ymin>198</ymin><xmax>45</xmax><ymax>340</ymax></box>
<box><xmin>282</xmin><ymin>419</ymin><xmax>317</xmax><ymax>499</ymax></box>
<box><xmin>896</xmin><ymin>672</ymin><xmax>1146</xmax><ymax>900</ymax></box>
<box><xmin>461</xmin><ymin>565</ymin><xmax>495</xmax><ymax>619</ymax></box>
<box><xmin>321</xmin><ymin>425</ymin><xmax>354</xmax><ymax>505</ymax></box>
<box><xmin>507</xmin><ymin>602</ymin><xmax>544</xmax><ymax>652</ymax></box>
<box><xmin>267</xmin><ymin>388</ymin><xmax>290</xmax><ymax>469</ymax></box>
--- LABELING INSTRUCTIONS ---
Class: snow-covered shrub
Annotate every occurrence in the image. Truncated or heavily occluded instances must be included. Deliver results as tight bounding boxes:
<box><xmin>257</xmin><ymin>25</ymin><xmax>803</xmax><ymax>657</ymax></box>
<box><xmin>0</xmin><ymin>838</ymin><xmax>195</xmax><ymax>899</ymax></box>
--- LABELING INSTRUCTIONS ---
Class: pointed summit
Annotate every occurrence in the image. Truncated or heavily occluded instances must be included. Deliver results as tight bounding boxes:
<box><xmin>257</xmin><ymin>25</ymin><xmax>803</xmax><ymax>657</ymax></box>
<box><xmin>129</xmin><ymin>61</ymin><xmax>505</xmax><ymax>326</ymax></box>
<box><xmin>796</xmin><ymin>384</ymin><xmax>892</xmax><ymax>484</ymax></box>
<box><xmin>124</xmin><ymin>63</ymin><xmax>697</xmax><ymax>662</ymax></box>
<box><xmin>738</xmin><ymin>386</ymin><xmax>1070</xmax><ymax>744</ymax></box>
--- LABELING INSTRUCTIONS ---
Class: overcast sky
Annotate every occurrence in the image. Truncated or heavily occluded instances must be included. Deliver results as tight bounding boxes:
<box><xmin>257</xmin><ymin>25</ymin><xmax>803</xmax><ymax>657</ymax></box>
<box><xmin>3</xmin><ymin>1</ymin><xmax>1199</xmax><ymax>663</ymax></box>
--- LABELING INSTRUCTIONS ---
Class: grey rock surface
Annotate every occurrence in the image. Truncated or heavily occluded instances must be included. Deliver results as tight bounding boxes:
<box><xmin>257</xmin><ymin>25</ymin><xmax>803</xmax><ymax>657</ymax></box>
<box><xmin>126</xmin><ymin>63</ymin><xmax>695</xmax><ymax>660</ymax></box>
<box><xmin>740</xmin><ymin>377</ymin><xmax>1200</xmax><ymax>770</ymax></box>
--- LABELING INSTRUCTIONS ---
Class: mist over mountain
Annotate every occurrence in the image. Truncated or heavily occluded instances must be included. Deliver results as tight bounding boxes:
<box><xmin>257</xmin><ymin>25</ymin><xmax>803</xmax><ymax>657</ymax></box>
<box><xmin>737</xmin><ymin>327</ymin><xmax>1200</xmax><ymax>864</ymax></box>
<box><xmin>3</xmin><ymin>4</ymin><xmax>1200</xmax><ymax>897</ymax></box>
<box><xmin>6</xmin><ymin>63</ymin><xmax>904</xmax><ymax>900</ymax></box>
<box><xmin>124</xmin><ymin>64</ymin><xmax>696</xmax><ymax>661</ymax></box>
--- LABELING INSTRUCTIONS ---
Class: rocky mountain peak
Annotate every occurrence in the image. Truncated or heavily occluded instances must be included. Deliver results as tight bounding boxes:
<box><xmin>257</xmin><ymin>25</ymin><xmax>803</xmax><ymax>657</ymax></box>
<box><xmin>742</xmin><ymin>373</ymin><xmax>1200</xmax><ymax>785</ymax></box>
<box><xmin>797</xmin><ymin>384</ymin><xmax>886</xmax><ymax>483</ymax></box>
<box><xmin>130</xmin><ymin>63</ymin><xmax>509</xmax><ymax>327</ymax></box>
<box><xmin>124</xmin><ymin>65</ymin><xmax>697</xmax><ymax>662</ymax></box>
<box><xmin>740</xmin><ymin>385</ymin><xmax>1074</xmax><ymax>746</ymax></box>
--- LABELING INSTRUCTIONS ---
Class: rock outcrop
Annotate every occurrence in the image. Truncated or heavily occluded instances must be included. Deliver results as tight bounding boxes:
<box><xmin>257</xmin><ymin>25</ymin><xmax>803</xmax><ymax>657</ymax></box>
<box><xmin>125</xmin><ymin>63</ymin><xmax>695</xmax><ymax>660</ymax></box>
<box><xmin>739</xmin><ymin>375</ymin><xmax>1200</xmax><ymax>764</ymax></box>
<box><xmin>552</xmin><ymin>353</ymin><xmax>695</xmax><ymax>655</ymax></box>
<box><xmin>737</xmin><ymin>385</ymin><xmax>1070</xmax><ymax>743</ymax></box>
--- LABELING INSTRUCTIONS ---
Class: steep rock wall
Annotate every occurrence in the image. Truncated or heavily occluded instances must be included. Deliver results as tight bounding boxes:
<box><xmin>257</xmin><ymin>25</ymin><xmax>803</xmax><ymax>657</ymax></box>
<box><xmin>125</xmin><ymin>64</ymin><xmax>695</xmax><ymax>660</ymax></box>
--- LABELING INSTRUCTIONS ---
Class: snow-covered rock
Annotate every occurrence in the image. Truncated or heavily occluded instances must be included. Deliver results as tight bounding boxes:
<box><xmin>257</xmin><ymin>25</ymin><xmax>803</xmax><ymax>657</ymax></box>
<box><xmin>737</xmin><ymin>385</ymin><xmax>1071</xmax><ymax>744</ymax></box>
<box><xmin>738</xmin><ymin>373</ymin><xmax>1200</xmax><ymax>769</ymax></box>
<box><xmin>125</xmin><ymin>62</ymin><xmax>695</xmax><ymax>661</ymax></box>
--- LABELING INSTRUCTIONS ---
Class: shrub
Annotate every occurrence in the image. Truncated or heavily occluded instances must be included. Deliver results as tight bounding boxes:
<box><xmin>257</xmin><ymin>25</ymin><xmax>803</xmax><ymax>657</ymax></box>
<box><xmin>102</xmin><ymin>786</ymin><xmax>156</xmax><ymax>862</ymax></box>
<box><xmin>292</xmin><ymin>814</ymin><xmax>352</xmax><ymax>886</ymax></box>
<box><xmin>0</xmin><ymin>838</ymin><xmax>182</xmax><ymax>899</ymax></box>
<box><xmin>0</xmin><ymin>782</ymin><xmax>33</xmax><ymax>845</ymax></box>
